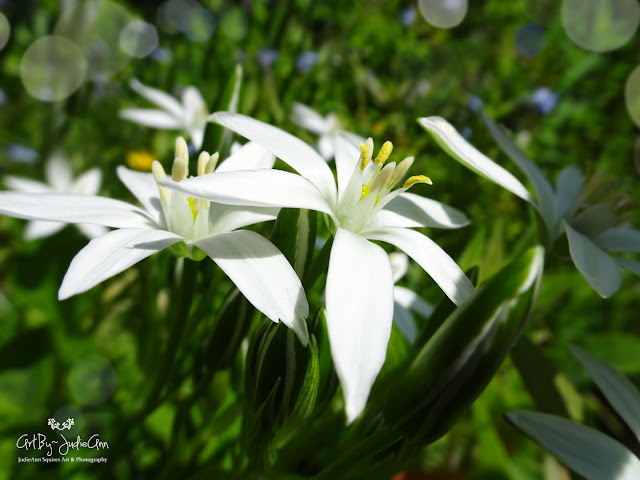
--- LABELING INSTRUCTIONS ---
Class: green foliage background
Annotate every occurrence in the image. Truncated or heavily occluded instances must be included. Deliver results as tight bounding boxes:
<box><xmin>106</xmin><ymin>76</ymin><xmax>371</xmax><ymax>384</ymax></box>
<box><xmin>0</xmin><ymin>0</ymin><xmax>639</xmax><ymax>478</ymax></box>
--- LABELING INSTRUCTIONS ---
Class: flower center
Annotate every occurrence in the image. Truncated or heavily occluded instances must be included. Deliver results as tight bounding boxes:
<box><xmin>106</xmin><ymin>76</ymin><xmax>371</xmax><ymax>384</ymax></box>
<box><xmin>152</xmin><ymin>137</ymin><xmax>219</xmax><ymax>250</ymax></box>
<box><xmin>334</xmin><ymin>138</ymin><xmax>432</xmax><ymax>234</ymax></box>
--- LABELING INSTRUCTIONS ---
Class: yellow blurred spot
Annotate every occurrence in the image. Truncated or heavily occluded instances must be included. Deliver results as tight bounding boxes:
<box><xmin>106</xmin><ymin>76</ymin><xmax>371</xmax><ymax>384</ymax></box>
<box><xmin>126</xmin><ymin>150</ymin><xmax>155</xmax><ymax>171</ymax></box>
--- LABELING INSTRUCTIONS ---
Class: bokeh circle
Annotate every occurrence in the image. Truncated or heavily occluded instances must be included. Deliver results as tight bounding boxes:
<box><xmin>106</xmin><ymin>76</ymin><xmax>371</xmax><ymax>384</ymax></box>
<box><xmin>418</xmin><ymin>0</ymin><xmax>468</xmax><ymax>29</ymax></box>
<box><xmin>20</xmin><ymin>35</ymin><xmax>87</xmax><ymax>102</ymax></box>
<box><xmin>0</xmin><ymin>12</ymin><xmax>10</xmax><ymax>51</ymax></box>
<box><xmin>624</xmin><ymin>64</ymin><xmax>640</xmax><ymax>128</ymax></box>
<box><xmin>561</xmin><ymin>0</ymin><xmax>640</xmax><ymax>52</ymax></box>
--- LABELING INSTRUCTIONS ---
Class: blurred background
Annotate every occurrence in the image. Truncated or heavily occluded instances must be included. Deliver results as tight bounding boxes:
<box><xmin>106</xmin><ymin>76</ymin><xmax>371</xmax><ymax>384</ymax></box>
<box><xmin>0</xmin><ymin>0</ymin><xmax>639</xmax><ymax>478</ymax></box>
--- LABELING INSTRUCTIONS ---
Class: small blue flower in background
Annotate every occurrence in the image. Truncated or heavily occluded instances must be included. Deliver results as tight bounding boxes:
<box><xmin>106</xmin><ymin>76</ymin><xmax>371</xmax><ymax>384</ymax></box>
<box><xmin>461</xmin><ymin>126</ymin><xmax>472</xmax><ymax>139</ymax></box>
<box><xmin>256</xmin><ymin>48</ymin><xmax>278</xmax><ymax>68</ymax></box>
<box><xmin>400</xmin><ymin>6</ymin><xmax>416</xmax><ymax>27</ymax></box>
<box><xmin>0</xmin><ymin>88</ymin><xmax>6</xmax><ymax>105</ymax></box>
<box><xmin>296</xmin><ymin>51</ymin><xmax>319</xmax><ymax>74</ymax></box>
<box><xmin>532</xmin><ymin>86</ymin><xmax>559</xmax><ymax>114</ymax></box>
<box><xmin>467</xmin><ymin>94</ymin><xmax>483</xmax><ymax>112</ymax></box>
<box><xmin>5</xmin><ymin>144</ymin><xmax>39</xmax><ymax>164</ymax></box>
<box><xmin>151</xmin><ymin>47</ymin><xmax>172</xmax><ymax>63</ymax></box>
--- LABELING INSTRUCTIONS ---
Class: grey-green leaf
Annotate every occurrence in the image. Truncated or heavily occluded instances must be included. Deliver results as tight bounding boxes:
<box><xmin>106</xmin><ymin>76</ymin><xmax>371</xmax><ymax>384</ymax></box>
<box><xmin>508</xmin><ymin>410</ymin><xmax>640</xmax><ymax>480</ymax></box>
<box><xmin>571</xmin><ymin>345</ymin><xmax>640</xmax><ymax>443</ymax></box>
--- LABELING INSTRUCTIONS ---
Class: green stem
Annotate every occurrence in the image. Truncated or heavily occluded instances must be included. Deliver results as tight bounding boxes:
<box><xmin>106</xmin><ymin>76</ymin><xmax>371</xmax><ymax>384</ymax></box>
<box><xmin>311</xmin><ymin>428</ymin><xmax>403</xmax><ymax>480</ymax></box>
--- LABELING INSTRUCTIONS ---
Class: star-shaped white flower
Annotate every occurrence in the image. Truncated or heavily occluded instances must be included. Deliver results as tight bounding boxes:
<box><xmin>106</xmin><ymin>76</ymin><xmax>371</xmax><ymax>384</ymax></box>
<box><xmin>0</xmin><ymin>138</ymin><xmax>309</xmax><ymax>344</ymax></box>
<box><xmin>419</xmin><ymin>115</ymin><xmax>640</xmax><ymax>298</ymax></box>
<box><xmin>120</xmin><ymin>79</ymin><xmax>209</xmax><ymax>150</ymax></box>
<box><xmin>291</xmin><ymin>102</ymin><xmax>365</xmax><ymax>160</ymax></box>
<box><xmin>161</xmin><ymin>113</ymin><xmax>475</xmax><ymax>423</ymax></box>
<box><xmin>4</xmin><ymin>152</ymin><xmax>107</xmax><ymax>240</ymax></box>
<box><xmin>389</xmin><ymin>252</ymin><xmax>434</xmax><ymax>343</ymax></box>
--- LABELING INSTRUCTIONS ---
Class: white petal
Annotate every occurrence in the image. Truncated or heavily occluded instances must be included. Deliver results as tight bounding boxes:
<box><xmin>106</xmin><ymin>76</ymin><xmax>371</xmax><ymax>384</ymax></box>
<box><xmin>326</xmin><ymin>228</ymin><xmax>394</xmax><ymax>423</ymax></box>
<box><xmin>182</xmin><ymin>86</ymin><xmax>206</xmax><ymax>121</ymax></box>
<box><xmin>379</xmin><ymin>192</ymin><xmax>470</xmax><ymax>229</ymax></box>
<box><xmin>389</xmin><ymin>251</ymin><xmax>409</xmax><ymax>282</ymax></box>
<box><xmin>116</xmin><ymin>166</ymin><xmax>163</xmax><ymax>223</ymax></box>
<box><xmin>24</xmin><ymin>220</ymin><xmax>66</xmax><ymax>240</ymax></box>
<box><xmin>418</xmin><ymin>117</ymin><xmax>537</xmax><ymax>208</ymax></box>
<box><xmin>210</xmin><ymin>112</ymin><xmax>337</xmax><ymax>202</ymax></box>
<box><xmin>216</xmin><ymin>142</ymin><xmax>276</xmax><ymax>172</ymax></box>
<box><xmin>508</xmin><ymin>410</ymin><xmax>640</xmax><ymax>480</ymax></box>
<box><xmin>290</xmin><ymin>102</ymin><xmax>330</xmax><ymax>134</ymax></box>
<box><xmin>555</xmin><ymin>166</ymin><xmax>584</xmax><ymax>220</ymax></box>
<box><xmin>45</xmin><ymin>152</ymin><xmax>73</xmax><ymax>191</ymax></box>
<box><xmin>59</xmin><ymin>228</ymin><xmax>182</xmax><ymax>300</ymax></box>
<box><xmin>69</xmin><ymin>168</ymin><xmax>102</xmax><ymax>195</ymax></box>
<box><xmin>159</xmin><ymin>169</ymin><xmax>334</xmax><ymax>215</ymax></box>
<box><xmin>4</xmin><ymin>176</ymin><xmax>52</xmax><ymax>193</ymax></box>
<box><xmin>595</xmin><ymin>228</ymin><xmax>640</xmax><ymax>253</ymax></box>
<box><xmin>565</xmin><ymin>222</ymin><xmax>622</xmax><ymax>298</ymax></box>
<box><xmin>0</xmin><ymin>192</ymin><xmax>155</xmax><ymax>229</ymax></box>
<box><xmin>190</xmin><ymin>126</ymin><xmax>205</xmax><ymax>151</ymax></box>
<box><xmin>571</xmin><ymin>345</ymin><xmax>640</xmax><ymax>443</ymax></box>
<box><xmin>393</xmin><ymin>297</ymin><xmax>418</xmax><ymax>344</ymax></box>
<box><xmin>366</xmin><ymin>226</ymin><xmax>475</xmax><ymax>306</ymax></box>
<box><xmin>129</xmin><ymin>78</ymin><xmax>184</xmax><ymax>118</ymax></box>
<box><xmin>317</xmin><ymin>135</ymin><xmax>334</xmax><ymax>161</ymax></box>
<box><xmin>76</xmin><ymin>223</ymin><xmax>109</xmax><ymax>239</ymax></box>
<box><xmin>195</xmin><ymin>230</ymin><xmax>309</xmax><ymax>344</ymax></box>
<box><xmin>481</xmin><ymin>113</ymin><xmax>557</xmax><ymax>227</ymax></box>
<box><xmin>120</xmin><ymin>109</ymin><xmax>183</xmax><ymax>129</ymax></box>
<box><xmin>208</xmin><ymin>204</ymin><xmax>278</xmax><ymax>235</ymax></box>
<box><xmin>334</xmin><ymin>134</ymin><xmax>362</xmax><ymax>197</ymax></box>
<box><xmin>394</xmin><ymin>285</ymin><xmax>434</xmax><ymax>319</ymax></box>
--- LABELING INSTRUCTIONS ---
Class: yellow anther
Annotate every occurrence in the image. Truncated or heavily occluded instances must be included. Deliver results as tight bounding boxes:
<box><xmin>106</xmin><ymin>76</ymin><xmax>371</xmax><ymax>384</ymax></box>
<box><xmin>172</xmin><ymin>157</ymin><xmax>189</xmax><ymax>181</ymax></box>
<box><xmin>175</xmin><ymin>136</ymin><xmax>189</xmax><ymax>162</ymax></box>
<box><xmin>205</xmin><ymin>152</ymin><xmax>220</xmax><ymax>174</ymax></box>
<box><xmin>403</xmin><ymin>175</ymin><xmax>433</xmax><ymax>188</ymax></box>
<box><xmin>360</xmin><ymin>143</ymin><xmax>369</xmax><ymax>172</ymax></box>
<box><xmin>152</xmin><ymin>160</ymin><xmax>170</xmax><ymax>203</ymax></box>
<box><xmin>126</xmin><ymin>150</ymin><xmax>155</xmax><ymax>171</ymax></box>
<box><xmin>197</xmin><ymin>151</ymin><xmax>211</xmax><ymax>177</ymax></box>
<box><xmin>373</xmin><ymin>141</ymin><xmax>393</xmax><ymax>165</ymax></box>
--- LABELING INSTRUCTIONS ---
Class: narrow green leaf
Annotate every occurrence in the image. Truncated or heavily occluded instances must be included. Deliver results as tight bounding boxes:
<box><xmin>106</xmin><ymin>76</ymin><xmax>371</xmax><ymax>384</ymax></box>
<box><xmin>271</xmin><ymin>208</ymin><xmax>317</xmax><ymax>278</ymax></box>
<box><xmin>571</xmin><ymin>345</ymin><xmax>640</xmax><ymax>443</ymax></box>
<box><xmin>384</xmin><ymin>246</ymin><xmax>544</xmax><ymax>444</ymax></box>
<box><xmin>508</xmin><ymin>410</ymin><xmax>640</xmax><ymax>480</ymax></box>
<box><xmin>565</xmin><ymin>222</ymin><xmax>622</xmax><ymax>298</ymax></box>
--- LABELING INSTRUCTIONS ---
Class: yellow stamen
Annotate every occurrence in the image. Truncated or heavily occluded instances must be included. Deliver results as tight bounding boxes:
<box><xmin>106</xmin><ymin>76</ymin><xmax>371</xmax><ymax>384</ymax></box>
<box><xmin>369</xmin><ymin>162</ymin><xmax>396</xmax><ymax>194</ymax></box>
<box><xmin>197</xmin><ymin>151</ymin><xmax>211</xmax><ymax>177</ymax></box>
<box><xmin>188</xmin><ymin>197</ymin><xmax>198</xmax><ymax>220</ymax></box>
<box><xmin>126</xmin><ymin>150</ymin><xmax>155</xmax><ymax>171</ymax></box>
<box><xmin>172</xmin><ymin>157</ymin><xmax>188</xmax><ymax>181</ymax></box>
<box><xmin>175</xmin><ymin>136</ymin><xmax>189</xmax><ymax>162</ymax></box>
<box><xmin>361</xmin><ymin>184</ymin><xmax>369</xmax><ymax>199</ymax></box>
<box><xmin>373</xmin><ymin>141</ymin><xmax>393</xmax><ymax>165</ymax></box>
<box><xmin>386</xmin><ymin>156</ymin><xmax>414</xmax><ymax>189</ymax></box>
<box><xmin>151</xmin><ymin>160</ymin><xmax>169</xmax><ymax>203</ymax></box>
<box><xmin>403</xmin><ymin>175</ymin><xmax>432</xmax><ymax>188</ymax></box>
<box><xmin>360</xmin><ymin>143</ymin><xmax>369</xmax><ymax>172</ymax></box>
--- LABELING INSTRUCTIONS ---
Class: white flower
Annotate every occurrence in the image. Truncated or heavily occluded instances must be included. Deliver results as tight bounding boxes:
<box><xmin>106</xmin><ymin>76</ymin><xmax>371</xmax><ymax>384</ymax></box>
<box><xmin>419</xmin><ymin>115</ymin><xmax>640</xmax><ymax>298</ymax></box>
<box><xmin>291</xmin><ymin>102</ymin><xmax>365</xmax><ymax>160</ymax></box>
<box><xmin>0</xmin><ymin>138</ymin><xmax>309</xmax><ymax>344</ymax></box>
<box><xmin>120</xmin><ymin>79</ymin><xmax>209</xmax><ymax>150</ymax></box>
<box><xmin>4</xmin><ymin>152</ymin><xmax>106</xmax><ymax>240</ymax></box>
<box><xmin>389</xmin><ymin>252</ymin><xmax>434</xmax><ymax>343</ymax></box>
<box><xmin>161</xmin><ymin>113</ymin><xmax>475</xmax><ymax>423</ymax></box>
